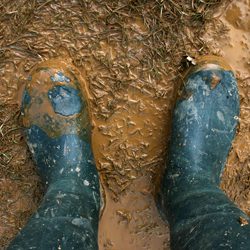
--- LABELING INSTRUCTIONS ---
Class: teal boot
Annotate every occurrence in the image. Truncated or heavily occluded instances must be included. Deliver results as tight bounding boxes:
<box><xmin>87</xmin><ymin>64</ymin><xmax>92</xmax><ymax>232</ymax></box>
<box><xmin>8</xmin><ymin>59</ymin><xmax>100</xmax><ymax>250</ymax></box>
<box><xmin>158</xmin><ymin>56</ymin><xmax>250</xmax><ymax>250</ymax></box>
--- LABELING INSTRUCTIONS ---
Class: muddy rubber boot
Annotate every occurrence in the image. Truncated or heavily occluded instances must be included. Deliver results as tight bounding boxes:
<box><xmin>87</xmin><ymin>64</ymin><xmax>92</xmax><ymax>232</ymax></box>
<box><xmin>8</xmin><ymin>59</ymin><xmax>100</xmax><ymax>250</ymax></box>
<box><xmin>158</xmin><ymin>56</ymin><xmax>250</xmax><ymax>250</ymax></box>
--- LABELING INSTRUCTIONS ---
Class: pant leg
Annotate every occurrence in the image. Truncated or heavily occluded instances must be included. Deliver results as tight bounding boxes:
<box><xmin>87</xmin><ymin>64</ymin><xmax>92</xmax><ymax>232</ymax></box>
<box><xmin>8</xmin><ymin>178</ymin><xmax>100</xmax><ymax>250</ymax></box>
<box><xmin>159</xmin><ymin>175</ymin><xmax>250</xmax><ymax>250</ymax></box>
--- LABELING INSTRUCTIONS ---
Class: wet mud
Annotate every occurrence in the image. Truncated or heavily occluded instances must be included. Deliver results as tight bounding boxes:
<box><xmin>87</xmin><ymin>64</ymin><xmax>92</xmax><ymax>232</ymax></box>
<box><xmin>0</xmin><ymin>0</ymin><xmax>249</xmax><ymax>249</ymax></box>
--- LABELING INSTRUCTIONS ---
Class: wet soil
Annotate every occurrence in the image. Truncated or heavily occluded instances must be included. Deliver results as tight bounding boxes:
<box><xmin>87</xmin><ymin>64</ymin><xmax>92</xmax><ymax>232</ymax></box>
<box><xmin>0</xmin><ymin>0</ymin><xmax>249</xmax><ymax>249</ymax></box>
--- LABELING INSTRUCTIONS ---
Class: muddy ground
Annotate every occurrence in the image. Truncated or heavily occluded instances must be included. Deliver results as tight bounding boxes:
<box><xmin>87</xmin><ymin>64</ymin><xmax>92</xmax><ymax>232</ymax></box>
<box><xmin>0</xmin><ymin>0</ymin><xmax>249</xmax><ymax>249</ymax></box>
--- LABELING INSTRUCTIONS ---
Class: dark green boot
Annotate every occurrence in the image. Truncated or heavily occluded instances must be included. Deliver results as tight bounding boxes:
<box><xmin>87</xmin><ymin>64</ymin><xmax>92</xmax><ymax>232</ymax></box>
<box><xmin>158</xmin><ymin>56</ymin><xmax>250</xmax><ymax>250</ymax></box>
<box><xmin>8</xmin><ymin>59</ymin><xmax>100</xmax><ymax>250</ymax></box>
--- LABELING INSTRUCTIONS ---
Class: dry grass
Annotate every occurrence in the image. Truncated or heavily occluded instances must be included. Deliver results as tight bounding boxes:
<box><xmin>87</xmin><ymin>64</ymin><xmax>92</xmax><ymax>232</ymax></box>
<box><xmin>0</xmin><ymin>104</ymin><xmax>42</xmax><ymax>248</ymax></box>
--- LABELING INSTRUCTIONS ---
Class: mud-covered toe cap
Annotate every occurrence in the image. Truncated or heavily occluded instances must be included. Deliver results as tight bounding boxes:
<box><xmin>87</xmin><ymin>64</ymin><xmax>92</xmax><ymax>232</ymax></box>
<box><xmin>21</xmin><ymin>58</ymin><xmax>91</xmax><ymax>139</ymax></box>
<box><xmin>180</xmin><ymin>55</ymin><xmax>239</xmax><ymax>108</ymax></box>
<box><xmin>188</xmin><ymin>55</ymin><xmax>232</xmax><ymax>75</ymax></box>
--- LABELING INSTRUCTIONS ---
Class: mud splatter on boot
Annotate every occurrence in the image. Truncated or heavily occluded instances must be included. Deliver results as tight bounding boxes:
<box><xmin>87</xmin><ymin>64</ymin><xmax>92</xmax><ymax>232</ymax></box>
<box><xmin>158</xmin><ymin>56</ymin><xmax>250</xmax><ymax>250</ymax></box>
<box><xmin>8</xmin><ymin>59</ymin><xmax>100</xmax><ymax>250</ymax></box>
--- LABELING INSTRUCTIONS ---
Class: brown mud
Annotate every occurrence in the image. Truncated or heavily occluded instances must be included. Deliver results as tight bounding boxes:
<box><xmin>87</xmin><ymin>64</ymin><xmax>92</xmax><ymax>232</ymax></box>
<box><xmin>0</xmin><ymin>0</ymin><xmax>249</xmax><ymax>249</ymax></box>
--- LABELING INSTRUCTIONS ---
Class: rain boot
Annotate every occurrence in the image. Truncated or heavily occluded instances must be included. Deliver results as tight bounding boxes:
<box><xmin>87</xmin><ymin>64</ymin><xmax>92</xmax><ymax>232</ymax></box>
<box><xmin>158</xmin><ymin>56</ymin><xmax>250</xmax><ymax>250</ymax></box>
<box><xmin>8</xmin><ymin>59</ymin><xmax>100</xmax><ymax>250</ymax></box>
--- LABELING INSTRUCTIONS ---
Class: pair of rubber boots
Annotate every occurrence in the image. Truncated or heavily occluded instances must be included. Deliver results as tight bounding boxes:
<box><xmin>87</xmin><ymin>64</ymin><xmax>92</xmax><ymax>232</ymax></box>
<box><xmin>8</xmin><ymin>57</ymin><xmax>250</xmax><ymax>250</ymax></box>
